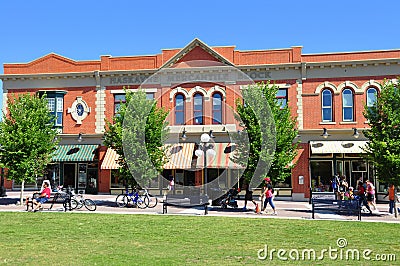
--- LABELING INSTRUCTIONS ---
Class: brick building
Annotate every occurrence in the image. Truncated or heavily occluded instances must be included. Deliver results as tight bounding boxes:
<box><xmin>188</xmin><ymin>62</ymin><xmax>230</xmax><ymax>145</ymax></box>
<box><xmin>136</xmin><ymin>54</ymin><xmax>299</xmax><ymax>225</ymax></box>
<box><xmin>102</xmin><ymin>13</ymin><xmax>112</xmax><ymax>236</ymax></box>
<box><xmin>1</xmin><ymin>38</ymin><xmax>399</xmax><ymax>200</ymax></box>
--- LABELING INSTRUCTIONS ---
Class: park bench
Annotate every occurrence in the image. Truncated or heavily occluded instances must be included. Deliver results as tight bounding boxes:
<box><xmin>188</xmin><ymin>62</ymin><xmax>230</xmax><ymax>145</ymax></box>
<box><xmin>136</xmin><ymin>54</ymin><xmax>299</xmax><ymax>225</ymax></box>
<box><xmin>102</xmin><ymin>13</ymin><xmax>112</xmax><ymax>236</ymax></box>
<box><xmin>26</xmin><ymin>192</ymin><xmax>71</xmax><ymax>212</ymax></box>
<box><xmin>311</xmin><ymin>198</ymin><xmax>361</xmax><ymax>220</ymax></box>
<box><xmin>162</xmin><ymin>194</ymin><xmax>210</xmax><ymax>215</ymax></box>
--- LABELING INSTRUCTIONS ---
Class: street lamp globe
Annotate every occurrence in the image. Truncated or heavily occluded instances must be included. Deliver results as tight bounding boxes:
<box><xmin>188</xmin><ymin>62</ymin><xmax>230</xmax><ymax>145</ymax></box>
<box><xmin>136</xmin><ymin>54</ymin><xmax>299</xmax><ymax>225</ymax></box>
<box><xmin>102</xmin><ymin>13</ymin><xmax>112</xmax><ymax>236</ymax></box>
<box><xmin>195</xmin><ymin>148</ymin><xmax>203</xmax><ymax>157</ymax></box>
<box><xmin>200</xmin><ymin>133</ymin><xmax>211</xmax><ymax>143</ymax></box>
<box><xmin>206</xmin><ymin>148</ymin><xmax>216</xmax><ymax>157</ymax></box>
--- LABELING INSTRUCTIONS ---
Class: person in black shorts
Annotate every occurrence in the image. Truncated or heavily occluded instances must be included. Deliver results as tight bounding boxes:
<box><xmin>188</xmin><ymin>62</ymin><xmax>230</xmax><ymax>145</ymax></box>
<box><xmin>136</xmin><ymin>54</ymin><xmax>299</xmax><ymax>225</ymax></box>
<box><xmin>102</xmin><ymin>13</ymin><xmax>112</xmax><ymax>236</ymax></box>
<box><xmin>242</xmin><ymin>180</ymin><xmax>257</xmax><ymax>211</ymax></box>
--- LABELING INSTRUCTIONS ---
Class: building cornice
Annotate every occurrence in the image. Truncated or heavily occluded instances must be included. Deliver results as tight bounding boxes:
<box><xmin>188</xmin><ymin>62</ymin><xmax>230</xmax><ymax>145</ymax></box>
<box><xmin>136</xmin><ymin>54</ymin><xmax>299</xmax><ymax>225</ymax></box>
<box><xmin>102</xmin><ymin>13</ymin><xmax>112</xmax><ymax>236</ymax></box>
<box><xmin>306</xmin><ymin>58</ymin><xmax>400</xmax><ymax>69</ymax></box>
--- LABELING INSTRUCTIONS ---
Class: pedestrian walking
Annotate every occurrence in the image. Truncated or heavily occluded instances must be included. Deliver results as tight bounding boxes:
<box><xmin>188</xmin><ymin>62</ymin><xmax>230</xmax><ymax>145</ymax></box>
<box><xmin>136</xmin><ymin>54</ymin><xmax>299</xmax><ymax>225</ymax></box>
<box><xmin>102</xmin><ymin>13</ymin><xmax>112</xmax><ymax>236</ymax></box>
<box><xmin>384</xmin><ymin>184</ymin><xmax>396</xmax><ymax>214</ymax></box>
<box><xmin>357</xmin><ymin>181</ymin><xmax>372</xmax><ymax>214</ymax></box>
<box><xmin>263</xmin><ymin>177</ymin><xmax>277</xmax><ymax>215</ymax></box>
<box><xmin>366</xmin><ymin>180</ymin><xmax>377</xmax><ymax>211</ymax></box>
<box><xmin>242</xmin><ymin>180</ymin><xmax>257</xmax><ymax>211</ymax></box>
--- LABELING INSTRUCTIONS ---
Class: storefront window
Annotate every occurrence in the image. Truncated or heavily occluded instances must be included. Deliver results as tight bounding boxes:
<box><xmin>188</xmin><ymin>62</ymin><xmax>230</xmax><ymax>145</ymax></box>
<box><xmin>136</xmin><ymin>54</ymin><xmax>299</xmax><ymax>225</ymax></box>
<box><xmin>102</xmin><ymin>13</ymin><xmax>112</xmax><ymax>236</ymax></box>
<box><xmin>310</xmin><ymin>161</ymin><xmax>333</xmax><ymax>192</ymax></box>
<box><xmin>111</xmin><ymin>169</ymin><xmax>124</xmax><ymax>188</ymax></box>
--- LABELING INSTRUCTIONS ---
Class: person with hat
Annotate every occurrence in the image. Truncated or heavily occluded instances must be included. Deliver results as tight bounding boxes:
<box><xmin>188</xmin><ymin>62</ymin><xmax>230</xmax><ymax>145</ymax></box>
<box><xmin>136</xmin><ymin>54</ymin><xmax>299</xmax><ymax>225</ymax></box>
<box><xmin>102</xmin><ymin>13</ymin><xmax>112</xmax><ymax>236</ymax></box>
<box><xmin>263</xmin><ymin>177</ymin><xmax>277</xmax><ymax>215</ymax></box>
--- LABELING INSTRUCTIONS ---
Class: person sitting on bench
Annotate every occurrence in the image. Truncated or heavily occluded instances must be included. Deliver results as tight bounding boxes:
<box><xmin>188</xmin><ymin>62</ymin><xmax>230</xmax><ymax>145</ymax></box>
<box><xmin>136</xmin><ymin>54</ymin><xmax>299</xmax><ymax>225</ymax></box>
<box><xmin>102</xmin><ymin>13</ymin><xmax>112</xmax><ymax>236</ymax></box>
<box><xmin>32</xmin><ymin>180</ymin><xmax>51</xmax><ymax>212</ymax></box>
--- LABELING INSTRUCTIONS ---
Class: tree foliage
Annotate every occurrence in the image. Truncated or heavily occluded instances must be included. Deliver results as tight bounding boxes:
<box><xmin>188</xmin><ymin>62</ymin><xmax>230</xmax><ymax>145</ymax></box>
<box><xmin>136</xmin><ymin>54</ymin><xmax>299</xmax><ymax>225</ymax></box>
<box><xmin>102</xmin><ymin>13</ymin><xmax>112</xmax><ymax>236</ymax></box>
<box><xmin>0</xmin><ymin>93</ymin><xmax>58</xmax><ymax>197</ymax></box>
<box><xmin>235</xmin><ymin>82</ymin><xmax>298</xmax><ymax>186</ymax></box>
<box><xmin>363</xmin><ymin>79</ymin><xmax>400</xmax><ymax>186</ymax></box>
<box><xmin>103</xmin><ymin>89</ymin><xmax>169</xmax><ymax>188</ymax></box>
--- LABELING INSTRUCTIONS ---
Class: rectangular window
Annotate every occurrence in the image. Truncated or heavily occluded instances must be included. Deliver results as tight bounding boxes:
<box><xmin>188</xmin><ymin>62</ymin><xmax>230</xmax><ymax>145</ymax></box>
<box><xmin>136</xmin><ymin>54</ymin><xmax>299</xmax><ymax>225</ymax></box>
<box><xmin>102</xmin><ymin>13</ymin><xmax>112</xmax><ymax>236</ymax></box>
<box><xmin>322</xmin><ymin>92</ymin><xmax>333</xmax><ymax>122</ymax></box>
<box><xmin>310</xmin><ymin>161</ymin><xmax>333</xmax><ymax>192</ymax></box>
<box><xmin>146</xmin><ymin>93</ymin><xmax>154</xmax><ymax>100</ymax></box>
<box><xmin>114</xmin><ymin>93</ymin><xmax>154</xmax><ymax>114</ymax></box>
<box><xmin>276</xmin><ymin>89</ymin><xmax>287</xmax><ymax>109</ymax></box>
<box><xmin>47</xmin><ymin>98</ymin><xmax>55</xmax><ymax>112</ymax></box>
<box><xmin>56</xmin><ymin>98</ymin><xmax>63</xmax><ymax>126</ymax></box>
<box><xmin>41</xmin><ymin>91</ymin><xmax>65</xmax><ymax>133</ymax></box>
<box><xmin>114</xmin><ymin>94</ymin><xmax>126</xmax><ymax>114</ymax></box>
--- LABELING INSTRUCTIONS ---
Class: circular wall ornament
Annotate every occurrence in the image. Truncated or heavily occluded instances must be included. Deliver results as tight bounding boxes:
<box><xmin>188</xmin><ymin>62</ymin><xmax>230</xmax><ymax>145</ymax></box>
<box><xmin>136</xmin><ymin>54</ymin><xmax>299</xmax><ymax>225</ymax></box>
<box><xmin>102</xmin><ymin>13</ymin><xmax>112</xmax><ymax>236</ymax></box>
<box><xmin>67</xmin><ymin>96</ymin><xmax>91</xmax><ymax>124</ymax></box>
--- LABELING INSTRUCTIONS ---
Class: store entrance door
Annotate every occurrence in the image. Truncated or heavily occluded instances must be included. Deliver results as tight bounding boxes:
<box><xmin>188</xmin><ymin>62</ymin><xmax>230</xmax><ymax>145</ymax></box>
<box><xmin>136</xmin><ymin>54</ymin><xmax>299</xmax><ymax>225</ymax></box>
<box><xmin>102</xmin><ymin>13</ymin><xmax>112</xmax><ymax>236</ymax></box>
<box><xmin>63</xmin><ymin>163</ymin><xmax>76</xmax><ymax>190</ymax></box>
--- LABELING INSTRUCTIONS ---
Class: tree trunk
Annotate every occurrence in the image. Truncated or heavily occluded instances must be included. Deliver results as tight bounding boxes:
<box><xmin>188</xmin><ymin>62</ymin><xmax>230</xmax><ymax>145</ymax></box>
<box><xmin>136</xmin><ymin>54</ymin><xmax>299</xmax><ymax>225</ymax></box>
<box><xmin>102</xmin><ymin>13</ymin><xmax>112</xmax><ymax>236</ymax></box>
<box><xmin>19</xmin><ymin>180</ymin><xmax>25</xmax><ymax>206</ymax></box>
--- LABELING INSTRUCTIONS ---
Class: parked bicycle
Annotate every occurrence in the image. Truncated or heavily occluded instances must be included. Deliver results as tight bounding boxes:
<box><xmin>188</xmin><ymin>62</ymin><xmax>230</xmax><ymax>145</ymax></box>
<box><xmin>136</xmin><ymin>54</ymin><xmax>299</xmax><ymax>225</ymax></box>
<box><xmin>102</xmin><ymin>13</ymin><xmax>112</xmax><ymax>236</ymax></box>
<box><xmin>141</xmin><ymin>188</ymin><xmax>158</xmax><ymax>208</ymax></box>
<box><xmin>68</xmin><ymin>190</ymin><xmax>97</xmax><ymax>211</ymax></box>
<box><xmin>116</xmin><ymin>187</ymin><xmax>147</xmax><ymax>209</ymax></box>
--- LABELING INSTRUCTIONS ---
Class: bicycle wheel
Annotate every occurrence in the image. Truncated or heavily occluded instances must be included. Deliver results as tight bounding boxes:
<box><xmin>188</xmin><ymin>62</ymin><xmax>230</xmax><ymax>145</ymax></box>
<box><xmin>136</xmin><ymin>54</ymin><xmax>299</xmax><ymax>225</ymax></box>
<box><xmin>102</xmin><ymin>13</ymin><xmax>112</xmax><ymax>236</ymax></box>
<box><xmin>70</xmin><ymin>198</ymin><xmax>80</xmax><ymax>210</ymax></box>
<box><xmin>116</xmin><ymin>194</ymin><xmax>128</xmax><ymax>208</ymax></box>
<box><xmin>83</xmin><ymin>199</ymin><xmax>97</xmax><ymax>211</ymax></box>
<box><xmin>136</xmin><ymin>195</ymin><xmax>148</xmax><ymax>209</ymax></box>
<box><xmin>146</xmin><ymin>194</ymin><xmax>158</xmax><ymax>208</ymax></box>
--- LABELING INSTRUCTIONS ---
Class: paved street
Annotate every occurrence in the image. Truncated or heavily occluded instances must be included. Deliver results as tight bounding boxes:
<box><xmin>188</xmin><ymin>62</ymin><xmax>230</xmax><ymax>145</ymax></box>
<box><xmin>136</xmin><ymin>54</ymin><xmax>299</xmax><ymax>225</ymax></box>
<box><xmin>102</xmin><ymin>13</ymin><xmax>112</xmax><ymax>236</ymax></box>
<box><xmin>0</xmin><ymin>191</ymin><xmax>399</xmax><ymax>223</ymax></box>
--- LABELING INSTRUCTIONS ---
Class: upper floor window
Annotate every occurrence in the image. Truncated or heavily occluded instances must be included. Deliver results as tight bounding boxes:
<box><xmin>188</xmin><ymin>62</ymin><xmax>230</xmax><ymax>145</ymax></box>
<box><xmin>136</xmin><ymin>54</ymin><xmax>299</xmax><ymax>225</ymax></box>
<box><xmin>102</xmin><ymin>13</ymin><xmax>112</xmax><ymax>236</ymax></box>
<box><xmin>342</xmin><ymin>88</ymin><xmax>354</xmax><ymax>121</ymax></box>
<box><xmin>212</xmin><ymin>93</ymin><xmax>223</xmax><ymax>124</ymax></box>
<box><xmin>193</xmin><ymin>93</ymin><xmax>203</xmax><ymax>125</ymax></box>
<box><xmin>46</xmin><ymin>98</ymin><xmax>64</xmax><ymax>126</ymax></box>
<box><xmin>114</xmin><ymin>94</ymin><xmax>126</xmax><ymax>114</ymax></box>
<box><xmin>276</xmin><ymin>89</ymin><xmax>287</xmax><ymax>109</ymax></box>
<box><xmin>322</xmin><ymin>89</ymin><xmax>333</xmax><ymax>122</ymax></box>
<box><xmin>366</xmin><ymin>87</ymin><xmax>377</xmax><ymax>111</ymax></box>
<box><xmin>38</xmin><ymin>90</ymin><xmax>66</xmax><ymax>133</ymax></box>
<box><xmin>175</xmin><ymin>94</ymin><xmax>185</xmax><ymax>125</ymax></box>
<box><xmin>114</xmin><ymin>92</ymin><xmax>154</xmax><ymax>115</ymax></box>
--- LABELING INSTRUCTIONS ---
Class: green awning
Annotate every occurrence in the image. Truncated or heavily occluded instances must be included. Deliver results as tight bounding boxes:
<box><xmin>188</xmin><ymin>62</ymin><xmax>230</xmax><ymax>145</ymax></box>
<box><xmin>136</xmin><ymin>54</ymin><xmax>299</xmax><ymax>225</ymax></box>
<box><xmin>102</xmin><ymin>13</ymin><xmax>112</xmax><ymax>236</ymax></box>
<box><xmin>52</xmin><ymin>145</ymin><xmax>98</xmax><ymax>162</ymax></box>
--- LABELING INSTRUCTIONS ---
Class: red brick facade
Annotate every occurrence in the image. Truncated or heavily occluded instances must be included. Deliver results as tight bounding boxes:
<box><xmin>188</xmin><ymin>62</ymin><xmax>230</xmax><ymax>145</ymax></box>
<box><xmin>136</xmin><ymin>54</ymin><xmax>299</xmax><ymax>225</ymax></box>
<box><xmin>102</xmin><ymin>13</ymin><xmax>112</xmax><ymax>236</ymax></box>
<box><xmin>2</xmin><ymin>38</ymin><xmax>399</xmax><ymax>199</ymax></box>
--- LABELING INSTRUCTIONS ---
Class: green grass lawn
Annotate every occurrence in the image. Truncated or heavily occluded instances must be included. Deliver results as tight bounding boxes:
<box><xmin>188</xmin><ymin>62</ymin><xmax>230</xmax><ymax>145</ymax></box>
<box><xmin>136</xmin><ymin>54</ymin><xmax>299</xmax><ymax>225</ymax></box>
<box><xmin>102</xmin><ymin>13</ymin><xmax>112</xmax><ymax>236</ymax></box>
<box><xmin>0</xmin><ymin>212</ymin><xmax>399</xmax><ymax>265</ymax></box>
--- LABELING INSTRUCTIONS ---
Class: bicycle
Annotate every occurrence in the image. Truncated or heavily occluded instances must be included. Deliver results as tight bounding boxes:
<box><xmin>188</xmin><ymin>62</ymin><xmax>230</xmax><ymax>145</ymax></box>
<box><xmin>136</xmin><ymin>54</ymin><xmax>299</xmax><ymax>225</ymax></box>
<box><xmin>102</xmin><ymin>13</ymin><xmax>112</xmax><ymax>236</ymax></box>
<box><xmin>116</xmin><ymin>187</ymin><xmax>148</xmax><ymax>209</ymax></box>
<box><xmin>69</xmin><ymin>190</ymin><xmax>97</xmax><ymax>211</ymax></box>
<box><xmin>141</xmin><ymin>188</ymin><xmax>158</xmax><ymax>208</ymax></box>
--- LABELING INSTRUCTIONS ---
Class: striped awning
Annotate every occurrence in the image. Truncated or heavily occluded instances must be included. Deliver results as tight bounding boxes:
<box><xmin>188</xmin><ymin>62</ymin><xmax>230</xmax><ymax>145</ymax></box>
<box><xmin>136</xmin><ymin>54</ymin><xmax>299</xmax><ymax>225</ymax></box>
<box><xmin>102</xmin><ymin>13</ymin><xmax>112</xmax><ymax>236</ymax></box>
<box><xmin>196</xmin><ymin>143</ymin><xmax>244</xmax><ymax>169</ymax></box>
<box><xmin>101</xmin><ymin>148</ymin><xmax>120</xmax><ymax>169</ymax></box>
<box><xmin>52</xmin><ymin>145</ymin><xmax>98</xmax><ymax>162</ymax></box>
<box><xmin>163</xmin><ymin>143</ymin><xmax>195</xmax><ymax>169</ymax></box>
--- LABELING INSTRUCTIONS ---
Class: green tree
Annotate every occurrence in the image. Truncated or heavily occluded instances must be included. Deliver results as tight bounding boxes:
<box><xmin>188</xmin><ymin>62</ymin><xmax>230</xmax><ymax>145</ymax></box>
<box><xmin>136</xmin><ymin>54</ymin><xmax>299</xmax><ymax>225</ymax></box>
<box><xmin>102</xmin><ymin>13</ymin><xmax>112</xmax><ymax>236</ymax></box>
<box><xmin>235</xmin><ymin>82</ymin><xmax>299</xmax><ymax>186</ymax></box>
<box><xmin>363</xmin><ymin>79</ymin><xmax>400</xmax><ymax>187</ymax></box>
<box><xmin>0</xmin><ymin>93</ymin><xmax>58</xmax><ymax>203</ymax></box>
<box><xmin>103</xmin><ymin>89</ymin><xmax>169</xmax><ymax>189</ymax></box>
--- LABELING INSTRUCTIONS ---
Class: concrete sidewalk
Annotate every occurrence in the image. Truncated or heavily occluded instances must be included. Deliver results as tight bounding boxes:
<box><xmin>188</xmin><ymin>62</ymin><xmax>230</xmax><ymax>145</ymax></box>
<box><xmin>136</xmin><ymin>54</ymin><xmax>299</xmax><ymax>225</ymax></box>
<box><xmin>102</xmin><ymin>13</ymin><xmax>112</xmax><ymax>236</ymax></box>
<box><xmin>0</xmin><ymin>191</ymin><xmax>399</xmax><ymax>223</ymax></box>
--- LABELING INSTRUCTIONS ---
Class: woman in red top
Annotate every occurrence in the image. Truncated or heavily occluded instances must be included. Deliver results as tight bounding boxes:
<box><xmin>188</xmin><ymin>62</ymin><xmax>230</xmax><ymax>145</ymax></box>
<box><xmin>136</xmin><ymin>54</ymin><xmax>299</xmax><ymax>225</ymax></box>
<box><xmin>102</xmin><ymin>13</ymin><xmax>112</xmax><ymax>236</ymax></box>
<box><xmin>32</xmin><ymin>181</ymin><xmax>51</xmax><ymax>212</ymax></box>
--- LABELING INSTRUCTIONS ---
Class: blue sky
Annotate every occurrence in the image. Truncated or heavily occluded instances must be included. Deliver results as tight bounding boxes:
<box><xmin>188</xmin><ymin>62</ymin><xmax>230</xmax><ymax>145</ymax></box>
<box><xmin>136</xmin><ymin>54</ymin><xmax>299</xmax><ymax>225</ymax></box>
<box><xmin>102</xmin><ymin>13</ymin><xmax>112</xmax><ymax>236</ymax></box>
<box><xmin>1</xmin><ymin>0</ymin><xmax>399</xmax><ymax>98</ymax></box>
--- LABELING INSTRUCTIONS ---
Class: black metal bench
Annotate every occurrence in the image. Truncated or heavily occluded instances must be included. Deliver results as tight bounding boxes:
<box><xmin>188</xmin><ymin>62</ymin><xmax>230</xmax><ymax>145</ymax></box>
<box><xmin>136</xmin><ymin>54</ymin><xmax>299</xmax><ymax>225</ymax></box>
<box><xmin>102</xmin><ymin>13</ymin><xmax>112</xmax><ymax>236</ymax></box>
<box><xmin>162</xmin><ymin>194</ymin><xmax>210</xmax><ymax>215</ymax></box>
<box><xmin>311</xmin><ymin>198</ymin><xmax>361</xmax><ymax>220</ymax></box>
<box><xmin>26</xmin><ymin>192</ymin><xmax>71</xmax><ymax>212</ymax></box>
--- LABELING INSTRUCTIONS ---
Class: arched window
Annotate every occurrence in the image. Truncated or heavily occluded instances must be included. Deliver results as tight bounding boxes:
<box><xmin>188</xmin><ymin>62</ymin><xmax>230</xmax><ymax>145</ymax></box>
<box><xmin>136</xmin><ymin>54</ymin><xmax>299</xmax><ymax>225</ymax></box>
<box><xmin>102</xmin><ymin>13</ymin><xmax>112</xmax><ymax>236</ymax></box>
<box><xmin>342</xmin><ymin>88</ymin><xmax>354</xmax><ymax>121</ymax></box>
<box><xmin>322</xmin><ymin>89</ymin><xmax>333</xmax><ymax>122</ymax></box>
<box><xmin>175</xmin><ymin>94</ymin><xmax>185</xmax><ymax>125</ymax></box>
<box><xmin>366</xmin><ymin>87</ymin><xmax>377</xmax><ymax>111</ymax></box>
<box><xmin>193</xmin><ymin>93</ymin><xmax>203</xmax><ymax>125</ymax></box>
<box><xmin>212</xmin><ymin>93</ymin><xmax>222</xmax><ymax>124</ymax></box>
